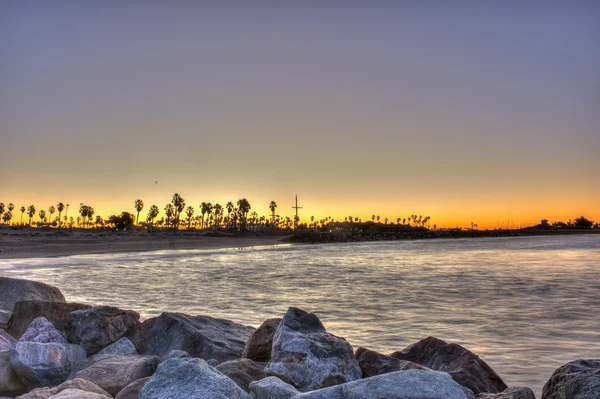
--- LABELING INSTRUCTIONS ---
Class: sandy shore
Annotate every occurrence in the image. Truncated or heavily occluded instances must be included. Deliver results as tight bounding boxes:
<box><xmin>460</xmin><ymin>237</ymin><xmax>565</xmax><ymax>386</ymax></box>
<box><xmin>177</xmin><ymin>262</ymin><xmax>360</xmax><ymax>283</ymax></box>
<box><xmin>0</xmin><ymin>228</ymin><xmax>292</xmax><ymax>259</ymax></box>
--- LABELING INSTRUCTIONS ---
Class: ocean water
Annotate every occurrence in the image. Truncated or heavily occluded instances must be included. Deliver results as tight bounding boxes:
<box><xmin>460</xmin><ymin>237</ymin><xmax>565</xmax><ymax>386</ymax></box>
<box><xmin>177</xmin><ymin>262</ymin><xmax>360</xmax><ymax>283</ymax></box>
<box><xmin>1</xmin><ymin>234</ymin><xmax>599</xmax><ymax>396</ymax></box>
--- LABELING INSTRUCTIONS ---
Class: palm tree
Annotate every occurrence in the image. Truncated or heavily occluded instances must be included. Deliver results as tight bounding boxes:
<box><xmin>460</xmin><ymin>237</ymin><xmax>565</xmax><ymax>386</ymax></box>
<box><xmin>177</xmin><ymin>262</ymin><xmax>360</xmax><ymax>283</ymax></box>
<box><xmin>57</xmin><ymin>203</ymin><xmax>65</xmax><ymax>227</ymax></box>
<box><xmin>205</xmin><ymin>202</ymin><xmax>213</xmax><ymax>228</ymax></box>
<box><xmin>2</xmin><ymin>211</ymin><xmax>12</xmax><ymax>224</ymax></box>
<box><xmin>171</xmin><ymin>193</ymin><xmax>185</xmax><ymax>228</ymax></box>
<box><xmin>237</xmin><ymin>198</ymin><xmax>251</xmax><ymax>231</ymax></box>
<box><xmin>384</xmin><ymin>217</ymin><xmax>388</xmax><ymax>225</ymax></box>
<box><xmin>48</xmin><ymin>206</ymin><xmax>56</xmax><ymax>225</ymax></box>
<box><xmin>200</xmin><ymin>202</ymin><xmax>209</xmax><ymax>229</ymax></box>
<box><xmin>27</xmin><ymin>205</ymin><xmax>36</xmax><ymax>226</ymax></box>
<box><xmin>226</xmin><ymin>202</ymin><xmax>234</xmax><ymax>227</ymax></box>
<box><xmin>164</xmin><ymin>204</ymin><xmax>175</xmax><ymax>228</ymax></box>
<box><xmin>0</xmin><ymin>203</ymin><xmax>4</xmax><ymax>217</ymax></box>
<box><xmin>19</xmin><ymin>206</ymin><xmax>25</xmax><ymax>224</ymax></box>
<box><xmin>214</xmin><ymin>203</ymin><xmax>223</xmax><ymax>227</ymax></box>
<box><xmin>134</xmin><ymin>199</ymin><xmax>144</xmax><ymax>225</ymax></box>
<box><xmin>185</xmin><ymin>206</ymin><xmax>195</xmax><ymax>228</ymax></box>
<box><xmin>372</xmin><ymin>215</ymin><xmax>375</xmax><ymax>222</ymax></box>
<box><xmin>38</xmin><ymin>210</ymin><xmax>46</xmax><ymax>225</ymax></box>
<box><xmin>147</xmin><ymin>205</ymin><xmax>159</xmax><ymax>225</ymax></box>
<box><xmin>269</xmin><ymin>201</ymin><xmax>278</xmax><ymax>223</ymax></box>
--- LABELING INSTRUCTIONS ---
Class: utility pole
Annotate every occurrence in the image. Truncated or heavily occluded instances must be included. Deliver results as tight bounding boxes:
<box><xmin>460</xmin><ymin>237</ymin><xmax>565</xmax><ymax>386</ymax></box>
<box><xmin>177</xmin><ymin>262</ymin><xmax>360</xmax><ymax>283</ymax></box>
<box><xmin>291</xmin><ymin>194</ymin><xmax>302</xmax><ymax>230</ymax></box>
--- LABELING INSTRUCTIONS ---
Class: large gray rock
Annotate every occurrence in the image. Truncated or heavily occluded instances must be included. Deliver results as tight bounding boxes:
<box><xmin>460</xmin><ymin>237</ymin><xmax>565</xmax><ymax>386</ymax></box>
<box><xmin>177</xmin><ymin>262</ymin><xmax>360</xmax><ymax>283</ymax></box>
<box><xmin>542</xmin><ymin>359</ymin><xmax>600</xmax><ymax>399</ymax></box>
<box><xmin>67</xmin><ymin>306</ymin><xmax>140</xmax><ymax>355</ymax></box>
<box><xmin>0</xmin><ymin>331</ymin><xmax>15</xmax><ymax>351</ymax></box>
<box><xmin>19</xmin><ymin>317</ymin><xmax>67</xmax><ymax>344</ymax></box>
<box><xmin>0</xmin><ymin>350</ymin><xmax>25</xmax><ymax>397</ymax></box>
<box><xmin>217</xmin><ymin>358</ymin><xmax>266</xmax><ymax>391</ymax></box>
<box><xmin>9</xmin><ymin>341</ymin><xmax>86</xmax><ymax>390</ymax></box>
<box><xmin>248</xmin><ymin>376</ymin><xmax>299</xmax><ymax>399</ymax></box>
<box><xmin>115</xmin><ymin>377</ymin><xmax>150</xmax><ymax>399</ymax></box>
<box><xmin>68</xmin><ymin>354</ymin><xmax>159</xmax><ymax>397</ymax></box>
<box><xmin>127</xmin><ymin>317</ymin><xmax>158</xmax><ymax>352</ymax></box>
<box><xmin>264</xmin><ymin>307</ymin><xmax>361</xmax><ymax>392</ymax></box>
<box><xmin>0</xmin><ymin>278</ymin><xmax>65</xmax><ymax>313</ymax></box>
<box><xmin>16</xmin><ymin>378</ymin><xmax>111</xmax><ymax>398</ymax></box>
<box><xmin>476</xmin><ymin>387</ymin><xmax>535</xmax><ymax>398</ymax></box>
<box><xmin>7</xmin><ymin>301</ymin><xmax>91</xmax><ymax>339</ymax></box>
<box><xmin>355</xmin><ymin>347</ymin><xmax>427</xmax><ymax>377</ymax></box>
<box><xmin>292</xmin><ymin>369</ymin><xmax>469</xmax><ymax>398</ymax></box>
<box><xmin>391</xmin><ymin>336</ymin><xmax>507</xmax><ymax>394</ymax></box>
<box><xmin>140</xmin><ymin>312</ymin><xmax>255</xmax><ymax>363</ymax></box>
<box><xmin>98</xmin><ymin>337</ymin><xmax>137</xmax><ymax>356</ymax></box>
<box><xmin>140</xmin><ymin>357</ymin><xmax>250</xmax><ymax>399</ymax></box>
<box><xmin>243</xmin><ymin>318</ymin><xmax>281</xmax><ymax>362</ymax></box>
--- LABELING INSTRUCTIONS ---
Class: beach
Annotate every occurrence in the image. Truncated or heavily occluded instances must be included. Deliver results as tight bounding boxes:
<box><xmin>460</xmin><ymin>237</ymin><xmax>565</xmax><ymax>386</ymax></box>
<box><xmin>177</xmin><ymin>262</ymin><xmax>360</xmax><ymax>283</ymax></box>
<box><xmin>0</xmin><ymin>228</ymin><xmax>290</xmax><ymax>259</ymax></box>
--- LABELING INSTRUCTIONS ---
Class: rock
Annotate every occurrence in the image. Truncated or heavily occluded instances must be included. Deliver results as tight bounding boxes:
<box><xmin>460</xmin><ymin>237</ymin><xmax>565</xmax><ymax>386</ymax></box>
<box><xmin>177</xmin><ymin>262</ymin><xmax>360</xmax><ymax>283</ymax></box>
<box><xmin>463</xmin><ymin>386</ymin><xmax>477</xmax><ymax>399</ymax></box>
<box><xmin>16</xmin><ymin>378</ymin><xmax>111</xmax><ymax>398</ymax></box>
<box><xmin>243</xmin><ymin>318</ymin><xmax>281</xmax><ymax>362</ymax></box>
<box><xmin>115</xmin><ymin>377</ymin><xmax>150</xmax><ymax>399</ymax></box>
<box><xmin>162</xmin><ymin>349</ymin><xmax>190</xmax><ymax>360</ymax></box>
<box><xmin>476</xmin><ymin>387</ymin><xmax>535</xmax><ymax>398</ymax></box>
<box><xmin>355</xmin><ymin>347</ymin><xmax>427</xmax><ymax>377</ymax></box>
<box><xmin>248</xmin><ymin>376</ymin><xmax>299</xmax><ymax>399</ymax></box>
<box><xmin>0</xmin><ymin>331</ymin><xmax>15</xmax><ymax>351</ymax></box>
<box><xmin>391</xmin><ymin>336</ymin><xmax>507</xmax><ymax>394</ymax></box>
<box><xmin>68</xmin><ymin>354</ymin><xmax>159</xmax><ymax>397</ymax></box>
<box><xmin>67</xmin><ymin>306</ymin><xmax>140</xmax><ymax>355</ymax></box>
<box><xmin>541</xmin><ymin>359</ymin><xmax>600</xmax><ymax>399</ymax></box>
<box><xmin>98</xmin><ymin>337</ymin><xmax>137</xmax><ymax>356</ymax></box>
<box><xmin>126</xmin><ymin>317</ymin><xmax>157</xmax><ymax>352</ymax></box>
<box><xmin>140</xmin><ymin>312</ymin><xmax>255</xmax><ymax>363</ymax></box>
<box><xmin>140</xmin><ymin>358</ymin><xmax>250</xmax><ymax>399</ymax></box>
<box><xmin>0</xmin><ymin>278</ymin><xmax>65</xmax><ymax>313</ymax></box>
<box><xmin>0</xmin><ymin>350</ymin><xmax>25</xmax><ymax>397</ymax></box>
<box><xmin>19</xmin><ymin>317</ymin><xmax>67</xmax><ymax>344</ymax></box>
<box><xmin>207</xmin><ymin>359</ymin><xmax>219</xmax><ymax>367</ymax></box>
<box><xmin>9</xmin><ymin>341</ymin><xmax>86</xmax><ymax>390</ymax></box>
<box><xmin>0</xmin><ymin>311</ymin><xmax>10</xmax><ymax>331</ymax></box>
<box><xmin>264</xmin><ymin>307</ymin><xmax>361</xmax><ymax>392</ymax></box>
<box><xmin>291</xmin><ymin>369</ymin><xmax>469</xmax><ymax>398</ymax></box>
<box><xmin>7</xmin><ymin>301</ymin><xmax>91</xmax><ymax>339</ymax></box>
<box><xmin>217</xmin><ymin>358</ymin><xmax>266</xmax><ymax>391</ymax></box>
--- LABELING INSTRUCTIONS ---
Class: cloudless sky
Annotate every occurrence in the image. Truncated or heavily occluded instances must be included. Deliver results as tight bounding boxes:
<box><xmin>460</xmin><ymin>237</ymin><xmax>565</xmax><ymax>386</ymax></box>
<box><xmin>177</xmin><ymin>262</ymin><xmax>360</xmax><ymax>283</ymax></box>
<box><xmin>1</xmin><ymin>1</ymin><xmax>598</xmax><ymax>228</ymax></box>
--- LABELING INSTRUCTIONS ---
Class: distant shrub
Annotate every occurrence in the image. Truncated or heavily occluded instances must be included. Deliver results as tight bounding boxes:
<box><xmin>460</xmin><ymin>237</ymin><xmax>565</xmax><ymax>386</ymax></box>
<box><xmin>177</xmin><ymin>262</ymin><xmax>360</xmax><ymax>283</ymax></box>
<box><xmin>107</xmin><ymin>212</ymin><xmax>135</xmax><ymax>231</ymax></box>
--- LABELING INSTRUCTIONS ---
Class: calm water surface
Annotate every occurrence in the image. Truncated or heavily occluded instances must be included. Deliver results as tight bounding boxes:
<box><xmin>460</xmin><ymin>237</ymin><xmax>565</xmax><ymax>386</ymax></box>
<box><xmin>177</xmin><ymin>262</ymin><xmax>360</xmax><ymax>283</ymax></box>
<box><xmin>1</xmin><ymin>235</ymin><xmax>599</xmax><ymax>396</ymax></box>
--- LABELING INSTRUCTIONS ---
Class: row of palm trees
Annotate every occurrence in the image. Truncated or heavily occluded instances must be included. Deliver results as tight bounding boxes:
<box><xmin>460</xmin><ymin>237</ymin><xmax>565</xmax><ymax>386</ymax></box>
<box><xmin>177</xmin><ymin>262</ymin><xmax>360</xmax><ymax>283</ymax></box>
<box><xmin>0</xmin><ymin>196</ymin><xmax>433</xmax><ymax>231</ymax></box>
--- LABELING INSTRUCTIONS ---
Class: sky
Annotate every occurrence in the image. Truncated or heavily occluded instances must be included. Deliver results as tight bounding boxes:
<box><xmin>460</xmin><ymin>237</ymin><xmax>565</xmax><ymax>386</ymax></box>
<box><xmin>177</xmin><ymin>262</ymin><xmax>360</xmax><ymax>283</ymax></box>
<box><xmin>1</xmin><ymin>2</ymin><xmax>598</xmax><ymax>228</ymax></box>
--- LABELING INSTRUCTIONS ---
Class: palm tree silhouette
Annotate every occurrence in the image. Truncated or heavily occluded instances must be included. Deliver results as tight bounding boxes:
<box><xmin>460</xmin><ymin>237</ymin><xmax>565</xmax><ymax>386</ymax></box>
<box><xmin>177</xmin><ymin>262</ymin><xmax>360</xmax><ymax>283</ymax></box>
<box><xmin>185</xmin><ymin>206</ymin><xmax>195</xmax><ymax>228</ymax></box>
<box><xmin>147</xmin><ymin>205</ymin><xmax>159</xmax><ymax>225</ymax></box>
<box><xmin>27</xmin><ymin>205</ymin><xmax>36</xmax><ymax>226</ymax></box>
<box><xmin>269</xmin><ymin>201</ymin><xmax>278</xmax><ymax>223</ymax></box>
<box><xmin>20</xmin><ymin>206</ymin><xmax>25</xmax><ymax>224</ymax></box>
<box><xmin>39</xmin><ymin>210</ymin><xmax>46</xmax><ymax>225</ymax></box>
<box><xmin>134</xmin><ymin>199</ymin><xmax>144</xmax><ymax>225</ymax></box>
<box><xmin>237</xmin><ymin>198</ymin><xmax>251</xmax><ymax>231</ymax></box>
<box><xmin>214</xmin><ymin>203</ymin><xmax>223</xmax><ymax>227</ymax></box>
<box><xmin>48</xmin><ymin>206</ymin><xmax>56</xmax><ymax>225</ymax></box>
<box><xmin>171</xmin><ymin>193</ymin><xmax>185</xmax><ymax>229</ymax></box>
<box><xmin>57</xmin><ymin>203</ymin><xmax>65</xmax><ymax>227</ymax></box>
<box><xmin>200</xmin><ymin>202</ymin><xmax>209</xmax><ymax>229</ymax></box>
<box><xmin>164</xmin><ymin>203</ymin><xmax>175</xmax><ymax>228</ymax></box>
<box><xmin>225</xmin><ymin>202</ymin><xmax>234</xmax><ymax>229</ymax></box>
<box><xmin>0</xmin><ymin>203</ymin><xmax>4</xmax><ymax>217</ymax></box>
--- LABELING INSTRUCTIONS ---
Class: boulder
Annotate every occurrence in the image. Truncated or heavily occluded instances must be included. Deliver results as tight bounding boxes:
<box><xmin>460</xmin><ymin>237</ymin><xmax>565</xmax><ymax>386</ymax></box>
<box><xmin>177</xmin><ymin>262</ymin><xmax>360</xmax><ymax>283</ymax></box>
<box><xmin>476</xmin><ymin>387</ymin><xmax>535</xmax><ymax>398</ymax></box>
<box><xmin>243</xmin><ymin>318</ymin><xmax>281</xmax><ymax>362</ymax></box>
<box><xmin>248</xmin><ymin>376</ymin><xmax>299</xmax><ymax>399</ymax></box>
<box><xmin>140</xmin><ymin>312</ymin><xmax>255</xmax><ymax>363</ymax></box>
<box><xmin>67</xmin><ymin>306</ymin><xmax>140</xmax><ymax>354</ymax></box>
<box><xmin>0</xmin><ymin>331</ymin><xmax>15</xmax><ymax>351</ymax></box>
<box><xmin>127</xmin><ymin>317</ymin><xmax>158</xmax><ymax>352</ymax></box>
<box><xmin>68</xmin><ymin>354</ymin><xmax>159</xmax><ymax>397</ymax></box>
<box><xmin>0</xmin><ymin>310</ymin><xmax>10</xmax><ymax>331</ymax></box>
<box><xmin>7</xmin><ymin>301</ymin><xmax>91</xmax><ymax>339</ymax></box>
<box><xmin>463</xmin><ymin>386</ymin><xmax>477</xmax><ymax>399</ymax></box>
<box><xmin>216</xmin><ymin>358</ymin><xmax>266</xmax><ymax>391</ymax></box>
<box><xmin>98</xmin><ymin>337</ymin><xmax>137</xmax><ymax>356</ymax></box>
<box><xmin>0</xmin><ymin>278</ymin><xmax>65</xmax><ymax>313</ymax></box>
<box><xmin>9</xmin><ymin>341</ymin><xmax>86</xmax><ymax>390</ymax></box>
<box><xmin>16</xmin><ymin>378</ymin><xmax>111</xmax><ymax>399</ymax></box>
<box><xmin>19</xmin><ymin>317</ymin><xmax>67</xmax><ymax>344</ymax></box>
<box><xmin>115</xmin><ymin>377</ymin><xmax>150</xmax><ymax>399</ymax></box>
<box><xmin>264</xmin><ymin>307</ymin><xmax>361</xmax><ymax>392</ymax></box>
<box><xmin>0</xmin><ymin>350</ymin><xmax>25</xmax><ymax>397</ymax></box>
<box><xmin>391</xmin><ymin>336</ymin><xmax>507</xmax><ymax>394</ymax></box>
<box><xmin>292</xmin><ymin>369</ymin><xmax>469</xmax><ymax>398</ymax></box>
<box><xmin>140</xmin><ymin>358</ymin><xmax>250</xmax><ymax>399</ymax></box>
<box><xmin>355</xmin><ymin>347</ymin><xmax>427</xmax><ymax>377</ymax></box>
<box><xmin>541</xmin><ymin>359</ymin><xmax>600</xmax><ymax>399</ymax></box>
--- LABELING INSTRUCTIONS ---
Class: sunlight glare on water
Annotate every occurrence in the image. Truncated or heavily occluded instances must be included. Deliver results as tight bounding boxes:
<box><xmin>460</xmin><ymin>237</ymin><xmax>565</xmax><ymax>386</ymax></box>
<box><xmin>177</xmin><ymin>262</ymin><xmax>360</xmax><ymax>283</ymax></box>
<box><xmin>1</xmin><ymin>235</ymin><xmax>599</xmax><ymax>396</ymax></box>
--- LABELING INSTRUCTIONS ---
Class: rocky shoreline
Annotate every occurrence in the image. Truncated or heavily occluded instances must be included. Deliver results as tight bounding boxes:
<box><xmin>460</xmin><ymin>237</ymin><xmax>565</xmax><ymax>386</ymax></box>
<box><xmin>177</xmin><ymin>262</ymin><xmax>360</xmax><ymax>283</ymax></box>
<box><xmin>1</xmin><ymin>277</ymin><xmax>598</xmax><ymax>399</ymax></box>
